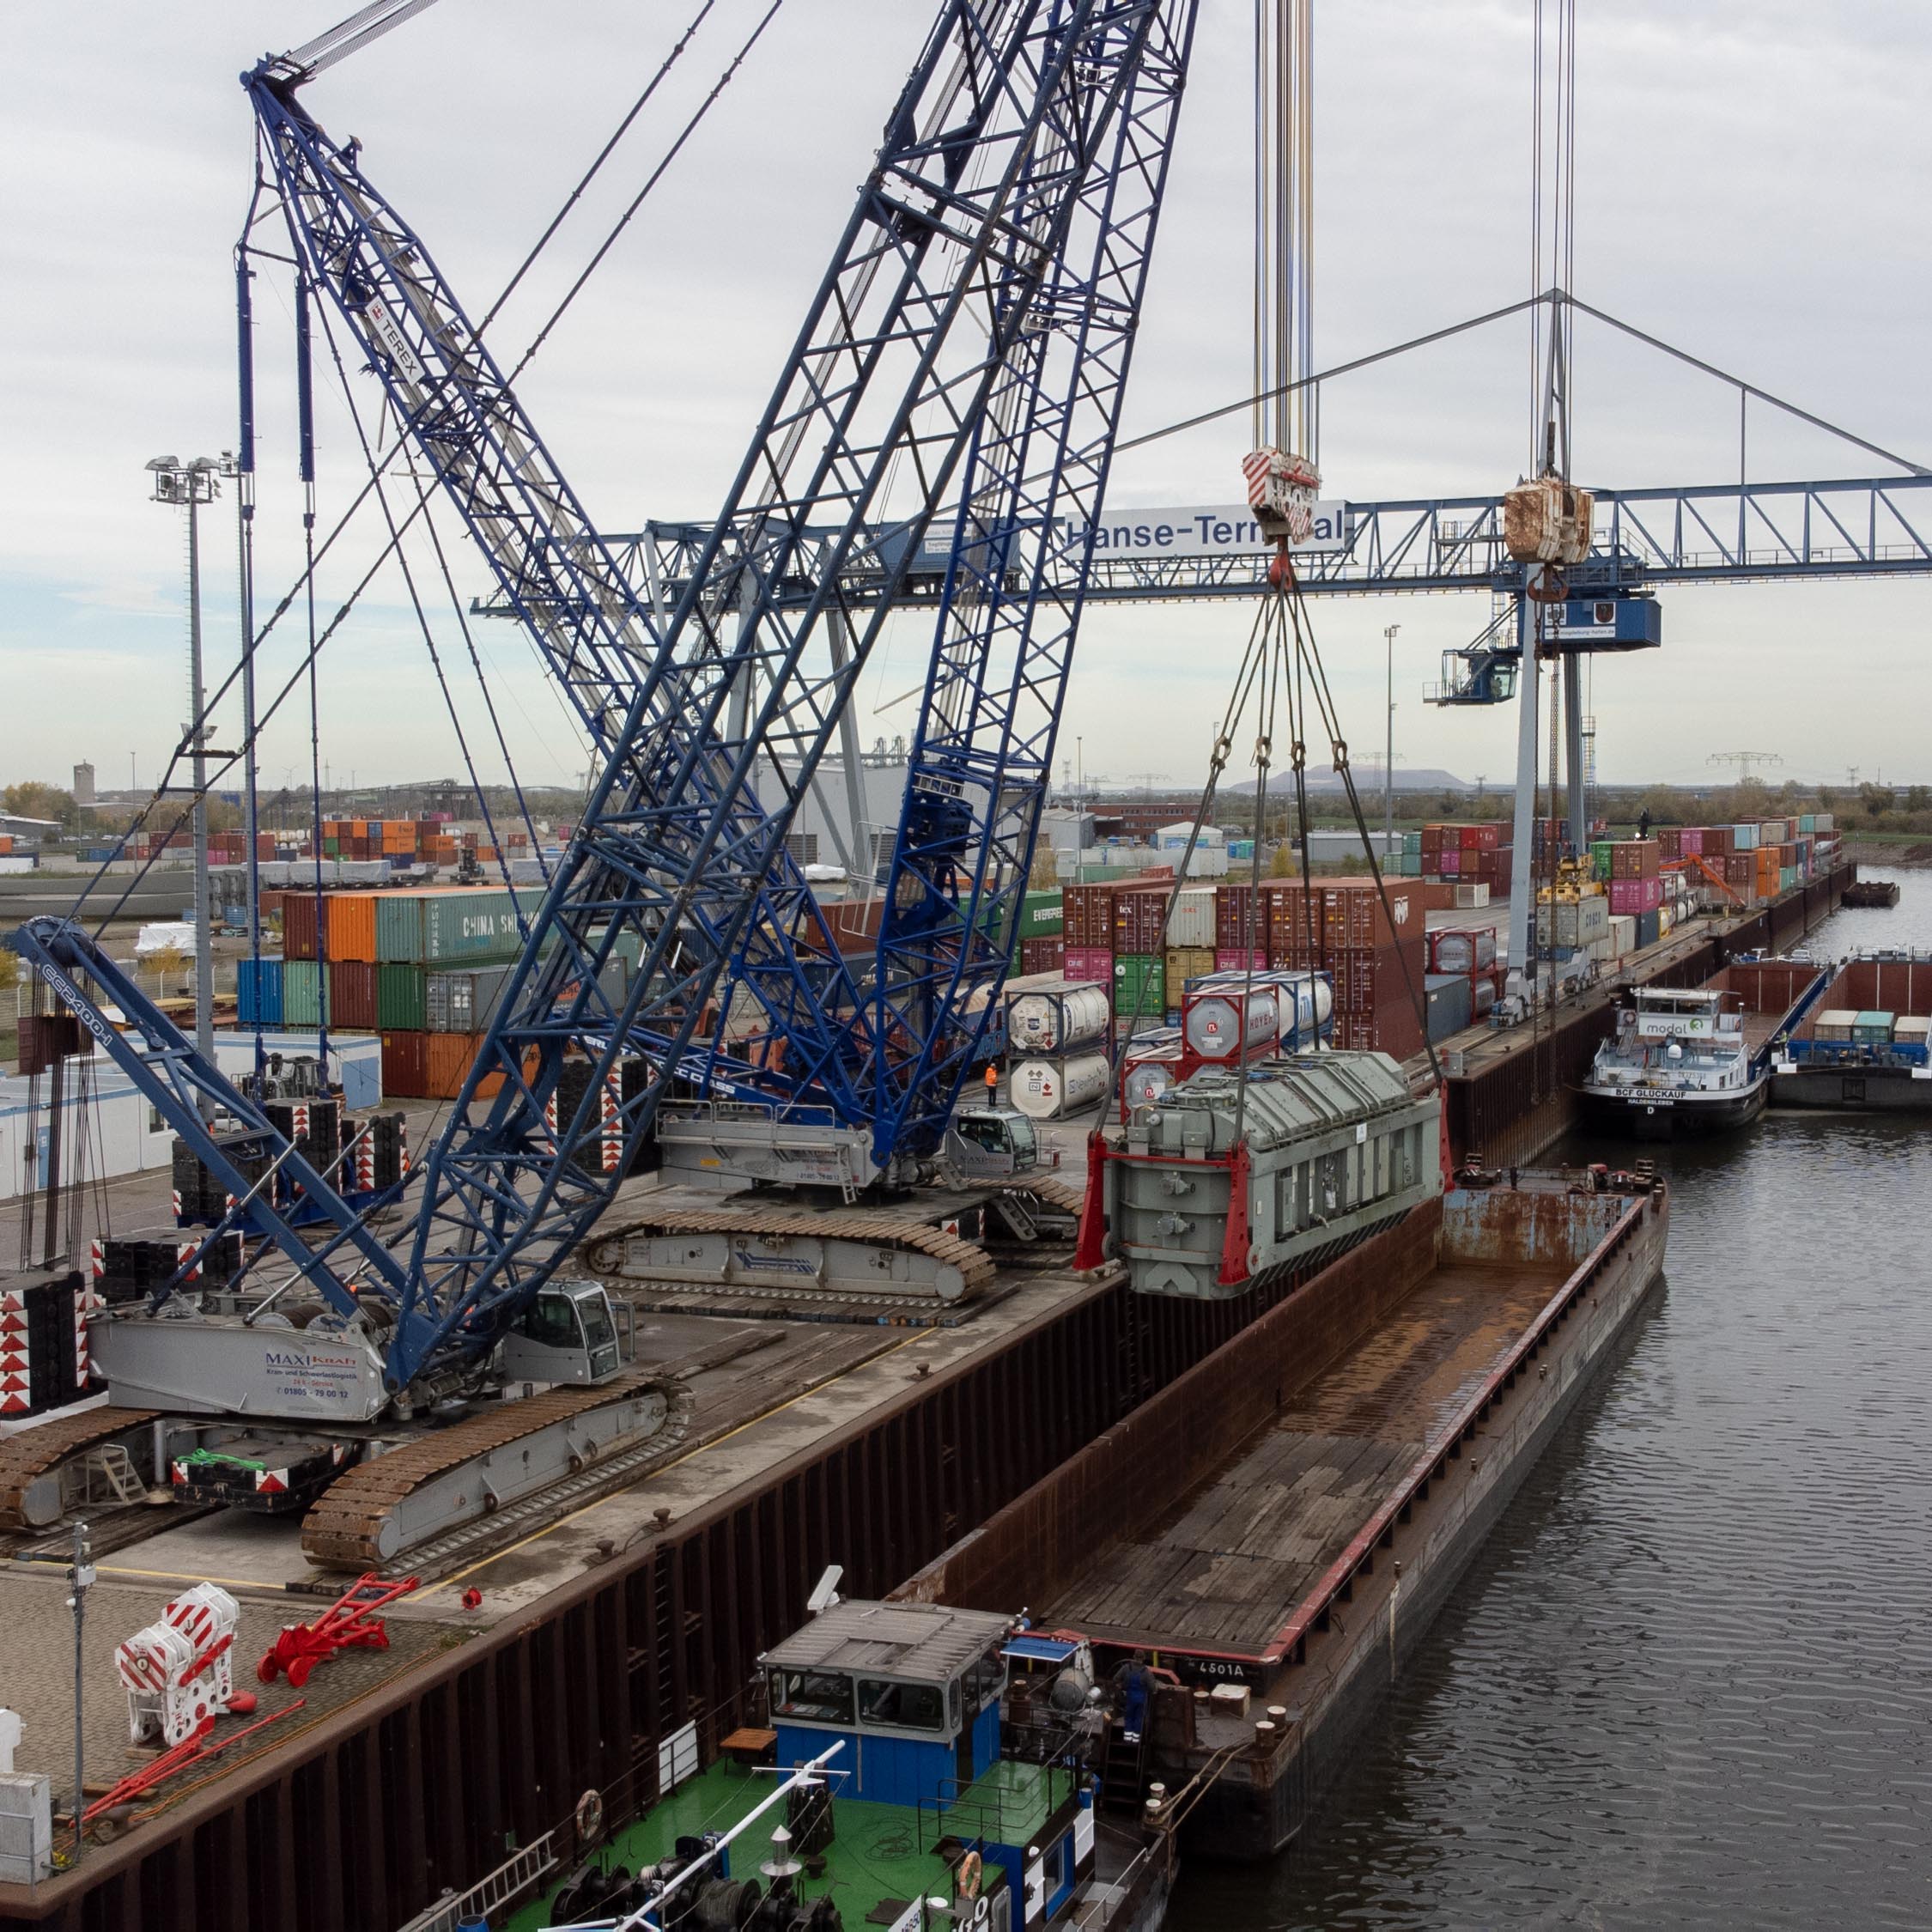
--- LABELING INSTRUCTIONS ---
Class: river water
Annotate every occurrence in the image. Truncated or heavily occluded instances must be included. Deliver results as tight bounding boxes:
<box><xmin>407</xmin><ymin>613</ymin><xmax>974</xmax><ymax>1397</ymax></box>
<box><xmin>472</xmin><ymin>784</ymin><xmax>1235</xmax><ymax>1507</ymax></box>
<box><xmin>1174</xmin><ymin>870</ymin><xmax>1932</xmax><ymax>1930</ymax></box>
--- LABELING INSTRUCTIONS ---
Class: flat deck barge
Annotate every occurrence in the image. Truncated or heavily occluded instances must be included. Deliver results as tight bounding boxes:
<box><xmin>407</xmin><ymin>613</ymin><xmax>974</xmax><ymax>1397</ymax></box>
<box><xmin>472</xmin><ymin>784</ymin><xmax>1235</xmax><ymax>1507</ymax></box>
<box><xmin>897</xmin><ymin>1174</ymin><xmax>1668</xmax><ymax>1859</ymax></box>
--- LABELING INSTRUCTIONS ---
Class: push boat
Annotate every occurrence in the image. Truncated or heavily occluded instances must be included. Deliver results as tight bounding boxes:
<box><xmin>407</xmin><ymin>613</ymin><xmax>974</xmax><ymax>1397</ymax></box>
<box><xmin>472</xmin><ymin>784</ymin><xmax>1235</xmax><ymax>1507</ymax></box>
<box><xmin>511</xmin><ymin>1598</ymin><xmax>1178</xmax><ymax>1932</ymax></box>
<box><xmin>1580</xmin><ymin>962</ymin><xmax>1828</xmax><ymax>1140</ymax></box>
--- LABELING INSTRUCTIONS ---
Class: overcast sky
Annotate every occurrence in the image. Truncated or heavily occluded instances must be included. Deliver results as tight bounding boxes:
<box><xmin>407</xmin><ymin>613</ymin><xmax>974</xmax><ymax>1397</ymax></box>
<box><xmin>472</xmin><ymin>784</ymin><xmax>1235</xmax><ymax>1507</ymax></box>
<box><xmin>5</xmin><ymin>0</ymin><xmax>1929</xmax><ymax>806</ymax></box>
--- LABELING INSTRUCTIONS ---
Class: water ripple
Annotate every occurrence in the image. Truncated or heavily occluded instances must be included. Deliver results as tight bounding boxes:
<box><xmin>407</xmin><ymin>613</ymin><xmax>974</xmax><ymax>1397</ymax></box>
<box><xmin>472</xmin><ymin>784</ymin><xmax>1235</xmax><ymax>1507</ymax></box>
<box><xmin>1174</xmin><ymin>878</ymin><xmax>1932</xmax><ymax>1930</ymax></box>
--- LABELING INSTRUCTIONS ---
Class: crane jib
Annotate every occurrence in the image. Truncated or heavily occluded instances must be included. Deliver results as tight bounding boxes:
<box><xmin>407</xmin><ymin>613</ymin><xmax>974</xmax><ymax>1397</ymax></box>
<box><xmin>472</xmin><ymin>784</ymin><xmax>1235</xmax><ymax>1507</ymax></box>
<box><xmin>99</xmin><ymin>0</ymin><xmax>1211</xmax><ymax>1392</ymax></box>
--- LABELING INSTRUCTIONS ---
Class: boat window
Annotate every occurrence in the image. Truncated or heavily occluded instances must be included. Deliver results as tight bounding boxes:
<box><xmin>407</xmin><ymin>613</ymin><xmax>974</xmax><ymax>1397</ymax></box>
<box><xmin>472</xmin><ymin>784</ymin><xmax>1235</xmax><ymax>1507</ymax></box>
<box><xmin>964</xmin><ymin>1643</ymin><xmax>1007</xmax><ymax>1715</ymax></box>
<box><xmin>771</xmin><ymin>1668</ymin><xmax>855</xmax><ymax>1726</ymax></box>
<box><xmin>856</xmin><ymin>1677</ymin><xmax>947</xmax><ymax>1733</ymax></box>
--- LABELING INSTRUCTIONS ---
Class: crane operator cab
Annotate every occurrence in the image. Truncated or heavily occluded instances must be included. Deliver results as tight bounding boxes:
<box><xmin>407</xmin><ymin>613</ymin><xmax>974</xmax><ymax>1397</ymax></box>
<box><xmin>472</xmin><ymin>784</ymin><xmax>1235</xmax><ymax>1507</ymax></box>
<box><xmin>943</xmin><ymin>1107</ymin><xmax>1039</xmax><ymax>1182</ymax></box>
<box><xmin>500</xmin><ymin>1279</ymin><xmax>625</xmax><ymax>1387</ymax></box>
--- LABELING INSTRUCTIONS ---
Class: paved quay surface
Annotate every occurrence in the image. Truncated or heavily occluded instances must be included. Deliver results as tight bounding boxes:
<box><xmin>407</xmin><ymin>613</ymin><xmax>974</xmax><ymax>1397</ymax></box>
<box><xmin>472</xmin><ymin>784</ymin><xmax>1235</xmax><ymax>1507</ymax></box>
<box><xmin>0</xmin><ymin>1568</ymin><xmax>456</xmax><ymax>1812</ymax></box>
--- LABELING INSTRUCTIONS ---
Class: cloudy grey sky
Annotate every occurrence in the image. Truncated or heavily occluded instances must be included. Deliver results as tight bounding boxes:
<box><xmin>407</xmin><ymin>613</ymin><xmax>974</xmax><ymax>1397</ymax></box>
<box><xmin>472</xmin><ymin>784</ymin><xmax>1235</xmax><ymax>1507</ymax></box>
<box><xmin>5</xmin><ymin>1</ymin><xmax>1929</xmax><ymax>803</ymax></box>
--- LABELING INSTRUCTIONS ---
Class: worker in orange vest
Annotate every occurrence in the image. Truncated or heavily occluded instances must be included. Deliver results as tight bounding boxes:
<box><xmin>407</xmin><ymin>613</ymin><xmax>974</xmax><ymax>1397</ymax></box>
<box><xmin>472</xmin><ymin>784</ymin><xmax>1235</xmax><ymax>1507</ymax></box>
<box><xmin>984</xmin><ymin>1062</ymin><xmax>999</xmax><ymax>1103</ymax></box>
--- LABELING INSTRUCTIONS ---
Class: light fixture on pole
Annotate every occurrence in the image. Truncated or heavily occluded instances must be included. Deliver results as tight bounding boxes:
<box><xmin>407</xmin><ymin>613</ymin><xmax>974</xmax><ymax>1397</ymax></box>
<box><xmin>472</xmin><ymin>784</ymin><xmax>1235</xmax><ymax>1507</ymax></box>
<box><xmin>147</xmin><ymin>454</ymin><xmax>222</xmax><ymax>1095</ymax></box>
<box><xmin>1382</xmin><ymin>623</ymin><xmax>1400</xmax><ymax>862</ymax></box>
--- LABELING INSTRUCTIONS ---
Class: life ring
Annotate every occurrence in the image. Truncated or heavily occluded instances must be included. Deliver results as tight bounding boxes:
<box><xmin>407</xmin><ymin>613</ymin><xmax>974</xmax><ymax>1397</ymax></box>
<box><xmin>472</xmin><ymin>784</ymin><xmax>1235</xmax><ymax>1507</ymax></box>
<box><xmin>575</xmin><ymin>1788</ymin><xmax>605</xmax><ymax>1845</ymax></box>
<box><xmin>957</xmin><ymin>1850</ymin><xmax>982</xmax><ymax>1900</ymax></box>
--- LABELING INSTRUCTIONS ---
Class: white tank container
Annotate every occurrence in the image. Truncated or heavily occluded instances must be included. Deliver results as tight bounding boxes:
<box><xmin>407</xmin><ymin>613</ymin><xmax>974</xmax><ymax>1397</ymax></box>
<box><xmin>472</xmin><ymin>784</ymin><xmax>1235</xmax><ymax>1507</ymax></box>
<box><xmin>1121</xmin><ymin>1052</ymin><xmax>1179</xmax><ymax>1115</ymax></box>
<box><xmin>1008</xmin><ymin>1053</ymin><xmax>1112</xmax><ymax>1121</ymax></box>
<box><xmin>1006</xmin><ymin>983</ymin><xmax>1112</xmax><ymax>1056</ymax></box>
<box><xmin>1273</xmin><ymin>970</ymin><xmax>1334</xmax><ymax>1045</ymax></box>
<box><xmin>1182</xmin><ymin>985</ymin><xmax>1280</xmax><ymax>1063</ymax></box>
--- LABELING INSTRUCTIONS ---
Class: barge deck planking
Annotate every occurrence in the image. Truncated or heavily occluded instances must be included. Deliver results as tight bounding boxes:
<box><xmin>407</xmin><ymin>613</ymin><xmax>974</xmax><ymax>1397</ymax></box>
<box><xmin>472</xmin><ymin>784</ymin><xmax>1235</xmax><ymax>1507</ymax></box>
<box><xmin>1048</xmin><ymin>1266</ymin><xmax>1557</xmax><ymax>1653</ymax></box>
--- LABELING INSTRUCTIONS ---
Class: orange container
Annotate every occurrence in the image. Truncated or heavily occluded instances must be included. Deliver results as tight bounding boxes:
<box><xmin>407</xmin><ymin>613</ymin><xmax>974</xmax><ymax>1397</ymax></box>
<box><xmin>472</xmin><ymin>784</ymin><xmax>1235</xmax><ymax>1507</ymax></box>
<box><xmin>322</xmin><ymin>890</ymin><xmax>380</xmax><ymax>963</ymax></box>
<box><xmin>427</xmin><ymin>1031</ymin><xmax>482</xmax><ymax>1099</ymax></box>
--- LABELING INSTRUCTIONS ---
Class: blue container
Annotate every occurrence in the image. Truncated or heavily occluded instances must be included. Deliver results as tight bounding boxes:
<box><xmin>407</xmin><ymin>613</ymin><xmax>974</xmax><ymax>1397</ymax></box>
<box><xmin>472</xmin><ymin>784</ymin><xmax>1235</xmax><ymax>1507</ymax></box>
<box><xmin>1636</xmin><ymin>909</ymin><xmax>1661</xmax><ymax>949</ymax></box>
<box><xmin>236</xmin><ymin>957</ymin><xmax>285</xmax><ymax>1027</ymax></box>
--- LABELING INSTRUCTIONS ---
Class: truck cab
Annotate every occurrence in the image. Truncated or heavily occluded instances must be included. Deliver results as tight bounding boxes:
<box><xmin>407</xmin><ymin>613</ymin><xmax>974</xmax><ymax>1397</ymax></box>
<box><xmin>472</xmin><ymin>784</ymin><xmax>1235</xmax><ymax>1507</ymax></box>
<box><xmin>501</xmin><ymin>1279</ymin><xmax>624</xmax><ymax>1385</ymax></box>
<box><xmin>944</xmin><ymin>1107</ymin><xmax>1039</xmax><ymax>1182</ymax></box>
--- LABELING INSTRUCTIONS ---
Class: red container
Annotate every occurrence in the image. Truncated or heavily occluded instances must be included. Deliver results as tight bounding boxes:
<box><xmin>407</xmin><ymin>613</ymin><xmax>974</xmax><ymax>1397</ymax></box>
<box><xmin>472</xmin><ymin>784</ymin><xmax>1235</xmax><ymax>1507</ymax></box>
<box><xmin>1061</xmin><ymin>947</ymin><xmax>1115</xmax><ymax>987</ymax></box>
<box><xmin>1061</xmin><ymin>885</ymin><xmax>1115</xmax><ymax>951</ymax></box>
<box><xmin>283</xmin><ymin>894</ymin><xmax>322</xmax><ymax>961</ymax></box>
<box><xmin>1214</xmin><ymin>947</ymin><xmax>1269</xmax><ymax>973</ymax></box>
<box><xmin>1018</xmin><ymin>937</ymin><xmax>1065</xmax><ymax>976</ymax></box>
<box><xmin>1610</xmin><ymin>840</ymin><xmax>1661</xmax><ymax>881</ymax></box>
<box><xmin>1321</xmin><ymin>884</ymin><xmax>1419</xmax><ymax>953</ymax></box>
<box><xmin>380</xmin><ymin>1029</ymin><xmax>429</xmax><ymax>1099</ymax></box>
<box><xmin>328</xmin><ymin>962</ymin><xmax>379</xmax><ymax>1030</ymax></box>
<box><xmin>1112</xmin><ymin>883</ymin><xmax>1172</xmax><ymax>957</ymax></box>
<box><xmin>1266</xmin><ymin>892</ymin><xmax>1324</xmax><ymax>969</ymax></box>
<box><xmin>1608</xmin><ymin>876</ymin><xmax>1665</xmax><ymax>915</ymax></box>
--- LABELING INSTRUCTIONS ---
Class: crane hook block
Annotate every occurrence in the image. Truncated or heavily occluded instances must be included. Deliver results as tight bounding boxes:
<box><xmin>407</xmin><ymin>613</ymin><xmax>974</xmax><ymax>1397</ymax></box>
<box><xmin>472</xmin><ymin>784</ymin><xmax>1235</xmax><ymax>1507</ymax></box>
<box><xmin>1243</xmin><ymin>447</ymin><xmax>1321</xmax><ymax>545</ymax></box>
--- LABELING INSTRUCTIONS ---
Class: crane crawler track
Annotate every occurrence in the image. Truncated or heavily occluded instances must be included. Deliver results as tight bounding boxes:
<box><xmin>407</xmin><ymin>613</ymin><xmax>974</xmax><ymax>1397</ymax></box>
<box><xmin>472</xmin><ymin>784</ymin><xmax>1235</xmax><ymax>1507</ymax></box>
<box><xmin>301</xmin><ymin>1371</ymin><xmax>687</xmax><ymax>1571</ymax></box>
<box><xmin>583</xmin><ymin>1203</ymin><xmax>1001</xmax><ymax>1304</ymax></box>
<box><xmin>0</xmin><ymin>1406</ymin><xmax>160</xmax><ymax>1530</ymax></box>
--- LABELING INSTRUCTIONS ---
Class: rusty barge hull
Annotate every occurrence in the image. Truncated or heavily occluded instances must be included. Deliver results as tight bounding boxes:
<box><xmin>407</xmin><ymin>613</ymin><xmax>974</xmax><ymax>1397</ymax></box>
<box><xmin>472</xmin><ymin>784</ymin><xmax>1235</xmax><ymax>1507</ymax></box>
<box><xmin>899</xmin><ymin>1178</ymin><xmax>1668</xmax><ymax>1861</ymax></box>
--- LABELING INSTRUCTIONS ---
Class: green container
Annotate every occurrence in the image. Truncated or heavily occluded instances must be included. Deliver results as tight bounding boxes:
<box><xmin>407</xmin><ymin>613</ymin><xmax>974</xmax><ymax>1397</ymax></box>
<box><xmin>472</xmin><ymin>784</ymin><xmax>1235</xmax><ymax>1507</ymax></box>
<box><xmin>1403</xmin><ymin>829</ymin><xmax>1422</xmax><ymax>854</ymax></box>
<box><xmin>376</xmin><ymin>888</ymin><xmax>525</xmax><ymax>964</ymax></box>
<box><xmin>1017</xmin><ymin>888</ymin><xmax>1064</xmax><ymax>941</ymax></box>
<box><xmin>1853</xmin><ymin>1010</ymin><xmax>1895</xmax><ymax>1043</ymax></box>
<box><xmin>323</xmin><ymin>838</ymin><xmax>340</xmax><ymax>856</ymax></box>
<box><xmin>282</xmin><ymin>958</ymin><xmax>324</xmax><ymax>1027</ymax></box>
<box><xmin>1113</xmin><ymin>952</ymin><xmax>1166</xmax><ymax>1018</ymax></box>
<box><xmin>1590</xmin><ymin>840</ymin><xmax>1613</xmax><ymax>881</ymax></box>
<box><xmin>376</xmin><ymin>963</ymin><xmax>428</xmax><ymax>1030</ymax></box>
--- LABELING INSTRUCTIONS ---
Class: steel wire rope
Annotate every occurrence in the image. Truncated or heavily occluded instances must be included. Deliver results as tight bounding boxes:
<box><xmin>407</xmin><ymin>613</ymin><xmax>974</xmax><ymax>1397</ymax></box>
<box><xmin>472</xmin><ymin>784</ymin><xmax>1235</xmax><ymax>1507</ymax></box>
<box><xmin>499</xmin><ymin>0</ymin><xmax>790</xmax><ymax>392</ymax></box>
<box><xmin>1275</xmin><ymin>566</ymin><xmax>1443</xmax><ymax>1088</ymax></box>
<box><xmin>301</xmin><ymin>276</ymin><xmax>333</xmax><ymax>1072</ymax></box>
<box><xmin>61</xmin><ymin>6</ymin><xmax>789</xmax><ymax>930</ymax></box>
<box><xmin>400</xmin><ymin>460</ymin><xmax>558</xmax><ymax>891</ymax></box>
<box><xmin>1113</xmin><ymin>587</ymin><xmax>1279</xmax><ymax>1078</ymax></box>
<box><xmin>310</xmin><ymin>296</ymin><xmax>536</xmax><ymax>927</ymax></box>
<box><xmin>473</xmin><ymin>0</ymin><xmax>721</xmax><ymax>340</ymax></box>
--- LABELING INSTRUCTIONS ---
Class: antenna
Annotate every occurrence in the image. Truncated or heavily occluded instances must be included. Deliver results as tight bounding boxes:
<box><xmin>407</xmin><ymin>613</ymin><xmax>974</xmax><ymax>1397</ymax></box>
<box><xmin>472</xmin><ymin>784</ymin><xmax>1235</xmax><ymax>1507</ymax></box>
<box><xmin>806</xmin><ymin>1565</ymin><xmax>843</xmax><ymax>1616</ymax></box>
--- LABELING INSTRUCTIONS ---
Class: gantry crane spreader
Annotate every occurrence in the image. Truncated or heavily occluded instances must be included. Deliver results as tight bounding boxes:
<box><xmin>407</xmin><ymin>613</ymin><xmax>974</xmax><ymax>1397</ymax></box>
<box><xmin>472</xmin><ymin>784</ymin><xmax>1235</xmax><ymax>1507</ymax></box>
<box><xmin>4</xmin><ymin>0</ymin><xmax>1201</xmax><ymax>1568</ymax></box>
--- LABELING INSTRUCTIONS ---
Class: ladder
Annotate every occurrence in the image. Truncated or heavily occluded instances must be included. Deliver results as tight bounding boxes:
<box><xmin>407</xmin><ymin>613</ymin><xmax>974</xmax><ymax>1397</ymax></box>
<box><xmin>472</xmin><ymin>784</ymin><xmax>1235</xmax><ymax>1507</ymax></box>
<box><xmin>1097</xmin><ymin>1720</ymin><xmax>1148</xmax><ymax>1814</ymax></box>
